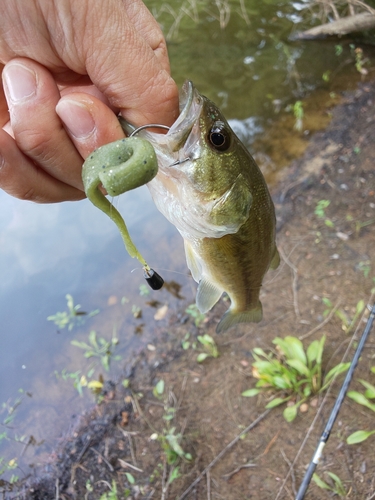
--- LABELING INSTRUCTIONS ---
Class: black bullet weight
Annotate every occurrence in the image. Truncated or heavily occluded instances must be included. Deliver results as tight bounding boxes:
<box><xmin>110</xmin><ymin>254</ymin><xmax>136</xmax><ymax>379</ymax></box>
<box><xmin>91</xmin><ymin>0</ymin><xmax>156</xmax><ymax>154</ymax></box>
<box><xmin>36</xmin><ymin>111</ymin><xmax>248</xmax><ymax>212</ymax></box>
<box><xmin>144</xmin><ymin>268</ymin><xmax>164</xmax><ymax>290</ymax></box>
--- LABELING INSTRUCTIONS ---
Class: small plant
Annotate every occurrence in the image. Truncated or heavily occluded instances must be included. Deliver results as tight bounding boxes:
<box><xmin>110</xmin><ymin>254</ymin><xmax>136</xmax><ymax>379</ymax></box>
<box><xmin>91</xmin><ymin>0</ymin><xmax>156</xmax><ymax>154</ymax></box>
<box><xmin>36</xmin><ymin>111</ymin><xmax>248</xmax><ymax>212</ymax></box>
<box><xmin>322</xmin><ymin>298</ymin><xmax>365</xmax><ymax>334</ymax></box>
<box><xmin>350</xmin><ymin>44</ymin><xmax>368</xmax><ymax>76</ymax></box>
<box><xmin>185</xmin><ymin>303</ymin><xmax>206</xmax><ymax>327</ymax></box>
<box><xmin>47</xmin><ymin>294</ymin><xmax>99</xmax><ymax>331</ymax></box>
<box><xmin>313</xmin><ymin>471</ymin><xmax>348</xmax><ymax>497</ymax></box>
<box><xmin>347</xmin><ymin>378</ymin><xmax>375</xmax><ymax>444</ymax></box>
<box><xmin>314</xmin><ymin>199</ymin><xmax>334</xmax><ymax>228</ymax></box>
<box><xmin>196</xmin><ymin>334</ymin><xmax>219</xmax><ymax>362</ymax></box>
<box><xmin>242</xmin><ymin>335</ymin><xmax>349</xmax><ymax>422</ymax></box>
<box><xmin>139</xmin><ymin>284</ymin><xmax>150</xmax><ymax>297</ymax></box>
<box><xmin>150</xmin><ymin>380</ymin><xmax>191</xmax><ymax>479</ymax></box>
<box><xmin>99</xmin><ymin>480</ymin><xmax>119</xmax><ymax>500</ymax></box>
<box><xmin>293</xmin><ymin>100</ymin><xmax>304</xmax><ymax>132</ymax></box>
<box><xmin>71</xmin><ymin>330</ymin><xmax>121</xmax><ymax>372</ymax></box>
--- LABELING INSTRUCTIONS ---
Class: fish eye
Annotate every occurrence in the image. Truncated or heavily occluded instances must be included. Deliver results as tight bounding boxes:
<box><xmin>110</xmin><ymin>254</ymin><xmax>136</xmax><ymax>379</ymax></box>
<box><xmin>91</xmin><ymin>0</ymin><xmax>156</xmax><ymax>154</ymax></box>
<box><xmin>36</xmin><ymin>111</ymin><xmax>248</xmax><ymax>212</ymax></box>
<box><xmin>208</xmin><ymin>122</ymin><xmax>231</xmax><ymax>152</ymax></box>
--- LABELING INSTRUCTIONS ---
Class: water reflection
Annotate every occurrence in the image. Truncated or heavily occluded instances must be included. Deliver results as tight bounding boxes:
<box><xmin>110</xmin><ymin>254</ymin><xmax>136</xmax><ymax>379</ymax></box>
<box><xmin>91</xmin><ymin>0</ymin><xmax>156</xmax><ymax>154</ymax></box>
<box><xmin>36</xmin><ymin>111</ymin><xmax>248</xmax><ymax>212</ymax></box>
<box><xmin>0</xmin><ymin>186</ymin><xmax>190</xmax><ymax>473</ymax></box>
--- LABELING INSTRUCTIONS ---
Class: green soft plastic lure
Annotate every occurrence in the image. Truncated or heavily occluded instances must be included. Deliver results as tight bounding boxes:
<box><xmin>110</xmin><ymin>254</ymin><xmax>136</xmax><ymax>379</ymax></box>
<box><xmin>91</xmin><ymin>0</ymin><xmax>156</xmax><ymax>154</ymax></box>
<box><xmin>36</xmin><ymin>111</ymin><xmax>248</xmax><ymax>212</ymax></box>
<box><xmin>82</xmin><ymin>136</ymin><xmax>161</xmax><ymax>285</ymax></box>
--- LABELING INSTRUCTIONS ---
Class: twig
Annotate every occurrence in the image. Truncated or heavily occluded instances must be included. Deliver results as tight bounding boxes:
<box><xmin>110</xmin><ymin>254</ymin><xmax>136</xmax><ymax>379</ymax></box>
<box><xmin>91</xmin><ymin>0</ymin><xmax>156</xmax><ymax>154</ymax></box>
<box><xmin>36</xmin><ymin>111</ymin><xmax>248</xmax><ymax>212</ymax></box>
<box><xmin>206</xmin><ymin>470</ymin><xmax>211</xmax><ymax>500</ymax></box>
<box><xmin>117</xmin><ymin>458</ymin><xmax>143</xmax><ymax>473</ymax></box>
<box><xmin>223</xmin><ymin>463</ymin><xmax>257</xmax><ymax>480</ymax></box>
<box><xmin>262</xmin><ymin>430</ymin><xmax>280</xmax><ymax>456</ymax></box>
<box><xmin>280</xmin><ymin>449</ymin><xmax>297</xmax><ymax>497</ymax></box>
<box><xmin>279</xmin><ymin>246</ymin><xmax>300</xmax><ymax>319</ymax></box>
<box><xmin>161</xmin><ymin>457</ymin><xmax>169</xmax><ymax>500</ymax></box>
<box><xmin>275</xmin><ymin>291</ymin><xmax>374</xmax><ymax>500</ymax></box>
<box><xmin>299</xmin><ymin>298</ymin><xmax>341</xmax><ymax>340</ymax></box>
<box><xmin>91</xmin><ymin>447</ymin><xmax>114</xmax><ymax>472</ymax></box>
<box><xmin>117</xmin><ymin>426</ymin><xmax>138</xmax><ymax>468</ymax></box>
<box><xmin>176</xmin><ymin>409</ymin><xmax>270</xmax><ymax>500</ymax></box>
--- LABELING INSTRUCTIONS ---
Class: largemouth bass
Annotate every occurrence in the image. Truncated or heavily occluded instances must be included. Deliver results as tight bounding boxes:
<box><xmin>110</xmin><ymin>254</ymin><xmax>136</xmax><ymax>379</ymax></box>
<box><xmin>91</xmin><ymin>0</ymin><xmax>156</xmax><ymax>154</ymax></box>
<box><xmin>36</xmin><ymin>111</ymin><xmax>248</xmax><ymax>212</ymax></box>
<box><xmin>136</xmin><ymin>81</ymin><xmax>280</xmax><ymax>333</ymax></box>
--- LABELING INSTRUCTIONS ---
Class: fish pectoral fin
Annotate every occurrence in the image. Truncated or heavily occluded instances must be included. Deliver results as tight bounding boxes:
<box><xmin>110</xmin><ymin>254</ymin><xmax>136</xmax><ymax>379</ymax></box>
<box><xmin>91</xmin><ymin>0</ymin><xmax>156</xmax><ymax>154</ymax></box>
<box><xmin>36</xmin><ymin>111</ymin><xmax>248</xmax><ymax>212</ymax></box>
<box><xmin>184</xmin><ymin>240</ymin><xmax>202</xmax><ymax>283</ymax></box>
<box><xmin>196</xmin><ymin>278</ymin><xmax>223</xmax><ymax>313</ymax></box>
<box><xmin>216</xmin><ymin>302</ymin><xmax>263</xmax><ymax>334</ymax></box>
<box><xmin>270</xmin><ymin>246</ymin><xmax>280</xmax><ymax>270</ymax></box>
<box><xmin>210</xmin><ymin>174</ymin><xmax>252</xmax><ymax>230</ymax></box>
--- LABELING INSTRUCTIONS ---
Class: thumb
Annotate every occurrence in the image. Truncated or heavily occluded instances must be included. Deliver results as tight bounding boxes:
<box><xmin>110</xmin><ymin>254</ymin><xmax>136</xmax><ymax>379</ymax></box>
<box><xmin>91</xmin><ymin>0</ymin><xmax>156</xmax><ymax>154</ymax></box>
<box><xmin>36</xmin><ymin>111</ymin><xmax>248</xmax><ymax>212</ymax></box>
<box><xmin>80</xmin><ymin>1</ymin><xmax>179</xmax><ymax>127</ymax></box>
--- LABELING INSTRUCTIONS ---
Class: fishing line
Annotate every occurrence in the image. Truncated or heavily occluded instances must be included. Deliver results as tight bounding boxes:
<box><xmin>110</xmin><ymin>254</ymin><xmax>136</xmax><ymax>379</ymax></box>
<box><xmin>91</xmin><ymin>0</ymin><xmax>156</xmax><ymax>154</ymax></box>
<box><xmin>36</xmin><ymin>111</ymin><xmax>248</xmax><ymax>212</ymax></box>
<box><xmin>295</xmin><ymin>301</ymin><xmax>375</xmax><ymax>500</ymax></box>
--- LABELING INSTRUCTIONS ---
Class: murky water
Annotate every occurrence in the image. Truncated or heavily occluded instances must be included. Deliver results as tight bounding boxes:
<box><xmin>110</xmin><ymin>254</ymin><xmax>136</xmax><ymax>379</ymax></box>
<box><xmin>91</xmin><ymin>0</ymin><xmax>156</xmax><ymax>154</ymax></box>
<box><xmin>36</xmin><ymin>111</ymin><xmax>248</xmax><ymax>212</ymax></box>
<box><xmin>0</xmin><ymin>0</ymin><xmax>373</xmax><ymax>481</ymax></box>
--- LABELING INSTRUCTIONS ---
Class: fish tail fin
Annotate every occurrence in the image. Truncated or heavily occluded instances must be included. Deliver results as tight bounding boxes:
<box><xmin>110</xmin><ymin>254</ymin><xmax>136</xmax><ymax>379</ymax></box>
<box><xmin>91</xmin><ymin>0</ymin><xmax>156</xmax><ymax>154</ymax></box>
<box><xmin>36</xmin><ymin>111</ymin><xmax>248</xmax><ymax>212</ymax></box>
<box><xmin>216</xmin><ymin>302</ymin><xmax>263</xmax><ymax>334</ymax></box>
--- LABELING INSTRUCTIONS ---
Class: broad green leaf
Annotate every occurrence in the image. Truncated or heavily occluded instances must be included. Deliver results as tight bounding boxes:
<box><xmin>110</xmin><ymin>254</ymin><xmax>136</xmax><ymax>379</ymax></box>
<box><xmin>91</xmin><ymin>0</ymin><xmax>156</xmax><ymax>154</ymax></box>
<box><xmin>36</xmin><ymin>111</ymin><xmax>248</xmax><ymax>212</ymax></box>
<box><xmin>347</xmin><ymin>391</ymin><xmax>375</xmax><ymax>412</ymax></box>
<box><xmin>89</xmin><ymin>330</ymin><xmax>98</xmax><ymax>348</ymax></box>
<box><xmin>275</xmin><ymin>336</ymin><xmax>307</xmax><ymax>365</ymax></box>
<box><xmin>306</xmin><ymin>339</ymin><xmax>320</xmax><ymax>365</ymax></box>
<box><xmin>125</xmin><ymin>472</ymin><xmax>135</xmax><ymax>484</ymax></box>
<box><xmin>316</xmin><ymin>335</ymin><xmax>326</xmax><ymax>366</ymax></box>
<box><xmin>155</xmin><ymin>379</ymin><xmax>165</xmax><ymax>395</ymax></box>
<box><xmin>166</xmin><ymin>433</ymin><xmax>185</xmax><ymax>458</ymax></box>
<box><xmin>312</xmin><ymin>473</ymin><xmax>331</xmax><ymax>490</ymax></box>
<box><xmin>358</xmin><ymin>379</ymin><xmax>375</xmax><ymax>399</ymax></box>
<box><xmin>272</xmin><ymin>376</ymin><xmax>292</xmax><ymax>390</ymax></box>
<box><xmin>266</xmin><ymin>397</ymin><xmax>289</xmax><ymax>409</ymax></box>
<box><xmin>322</xmin><ymin>363</ymin><xmax>350</xmax><ymax>388</ymax></box>
<box><xmin>356</xmin><ymin>299</ymin><xmax>365</xmax><ymax>315</ymax></box>
<box><xmin>347</xmin><ymin>429</ymin><xmax>375</xmax><ymax>444</ymax></box>
<box><xmin>197</xmin><ymin>353</ymin><xmax>209</xmax><ymax>363</ymax></box>
<box><xmin>283</xmin><ymin>404</ymin><xmax>298</xmax><ymax>422</ymax></box>
<box><xmin>286</xmin><ymin>359</ymin><xmax>310</xmax><ymax>377</ymax></box>
<box><xmin>253</xmin><ymin>347</ymin><xmax>268</xmax><ymax>357</ymax></box>
<box><xmin>241</xmin><ymin>388</ymin><xmax>260</xmax><ymax>397</ymax></box>
<box><xmin>326</xmin><ymin>472</ymin><xmax>344</xmax><ymax>488</ymax></box>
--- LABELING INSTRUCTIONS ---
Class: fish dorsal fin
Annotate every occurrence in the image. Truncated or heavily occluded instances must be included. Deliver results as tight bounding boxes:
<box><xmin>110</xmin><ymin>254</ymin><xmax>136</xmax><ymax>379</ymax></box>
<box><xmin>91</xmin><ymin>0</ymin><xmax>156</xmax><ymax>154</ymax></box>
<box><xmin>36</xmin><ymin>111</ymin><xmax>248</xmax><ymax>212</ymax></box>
<box><xmin>184</xmin><ymin>240</ymin><xmax>202</xmax><ymax>283</ymax></box>
<box><xmin>196</xmin><ymin>278</ymin><xmax>223</xmax><ymax>313</ymax></box>
<box><xmin>210</xmin><ymin>174</ymin><xmax>252</xmax><ymax>229</ymax></box>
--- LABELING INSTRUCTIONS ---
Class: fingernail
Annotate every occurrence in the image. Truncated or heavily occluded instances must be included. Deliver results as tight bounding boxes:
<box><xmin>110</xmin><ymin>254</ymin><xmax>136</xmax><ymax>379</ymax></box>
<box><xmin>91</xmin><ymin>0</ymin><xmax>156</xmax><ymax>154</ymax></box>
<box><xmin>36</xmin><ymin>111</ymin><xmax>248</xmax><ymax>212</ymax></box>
<box><xmin>3</xmin><ymin>63</ymin><xmax>37</xmax><ymax>102</ymax></box>
<box><xmin>56</xmin><ymin>99</ymin><xmax>96</xmax><ymax>139</ymax></box>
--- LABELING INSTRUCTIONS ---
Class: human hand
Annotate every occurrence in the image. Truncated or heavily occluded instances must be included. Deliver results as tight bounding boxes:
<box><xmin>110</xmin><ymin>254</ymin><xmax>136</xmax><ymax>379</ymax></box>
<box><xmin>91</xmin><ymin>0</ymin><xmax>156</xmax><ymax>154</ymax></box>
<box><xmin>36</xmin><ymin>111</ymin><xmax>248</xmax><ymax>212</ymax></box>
<box><xmin>0</xmin><ymin>0</ymin><xmax>179</xmax><ymax>203</ymax></box>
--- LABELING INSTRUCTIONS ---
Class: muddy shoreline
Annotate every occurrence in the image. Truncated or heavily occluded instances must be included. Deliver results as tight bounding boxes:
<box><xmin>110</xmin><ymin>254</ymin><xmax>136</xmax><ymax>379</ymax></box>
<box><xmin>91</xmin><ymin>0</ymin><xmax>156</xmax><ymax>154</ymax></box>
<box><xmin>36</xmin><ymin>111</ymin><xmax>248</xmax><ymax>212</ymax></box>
<box><xmin>6</xmin><ymin>79</ymin><xmax>375</xmax><ymax>499</ymax></box>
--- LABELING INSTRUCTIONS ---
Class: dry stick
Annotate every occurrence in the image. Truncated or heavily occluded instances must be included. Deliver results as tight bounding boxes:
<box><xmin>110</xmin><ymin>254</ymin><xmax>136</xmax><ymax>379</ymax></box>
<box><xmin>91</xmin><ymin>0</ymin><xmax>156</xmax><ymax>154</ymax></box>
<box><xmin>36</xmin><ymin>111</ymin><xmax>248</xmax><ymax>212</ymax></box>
<box><xmin>279</xmin><ymin>246</ymin><xmax>300</xmax><ymax>320</ymax></box>
<box><xmin>206</xmin><ymin>470</ymin><xmax>211</xmax><ymax>500</ymax></box>
<box><xmin>275</xmin><ymin>291</ymin><xmax>375</xmax><ymax>500</ymax></box>
<box><xmin>91</xmin><ymin>447</ymin><xmax>114</xmax><ymax>472</ymax></box>
<box><xmin>223</xmin><ymin>463</ymin><xmax>257</xmax><ymax>480</ymax></box>
<box><xmin>280</xmin><ymin>449</ymin><xmax>297</xmax><ymax>498</ymax></box>
<box><xmin>299</xmin><ymin>299</ymin><xmax>341</xmax><ymax>340</ymax></box>
<box><xmin>176</xmin><ymin>409</ymin><xmax>270</xmax><ymax>500</ymax></box>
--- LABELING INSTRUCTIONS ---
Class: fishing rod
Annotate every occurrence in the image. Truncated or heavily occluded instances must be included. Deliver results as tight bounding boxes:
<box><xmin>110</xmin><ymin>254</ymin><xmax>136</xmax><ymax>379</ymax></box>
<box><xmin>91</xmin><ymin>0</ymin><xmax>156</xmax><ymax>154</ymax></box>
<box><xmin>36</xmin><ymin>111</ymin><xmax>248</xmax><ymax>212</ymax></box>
<box><xmin>295</xmin><ymin>302</ymin><xmax>375</xmax><ymax>500</ymax></box>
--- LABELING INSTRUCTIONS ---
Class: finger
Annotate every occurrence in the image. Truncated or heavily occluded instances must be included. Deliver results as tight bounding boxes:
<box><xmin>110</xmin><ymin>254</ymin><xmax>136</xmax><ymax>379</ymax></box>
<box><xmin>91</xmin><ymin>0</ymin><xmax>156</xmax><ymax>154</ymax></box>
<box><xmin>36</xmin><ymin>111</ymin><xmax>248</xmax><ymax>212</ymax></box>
<box><xmin>56</xmin><ymin>92</ymin><xmax>125</xmax><ymax>160</ymax></box>
<box><xmin>79</xmin><ymin>2</ymin><xmax>179</xmax><ymax>127</ymax></box>
<box><xmin>0</xmin><ymin>129</ymin><xmax>84</xmax><ymax>202</ymax></box>
<box><xmin>2</xmin><ymin>58</ymin><xmax>86</xmax><ymax>191</ymax></box>
<box><xmin>0</xmin><ymin>64</ymin><xmax>9</xmax><ymax>128</ymax></box>
<box><xmin>123</xmin><ymin>0</ymin><xmax>171</xmax><ymax>74</ymax></box>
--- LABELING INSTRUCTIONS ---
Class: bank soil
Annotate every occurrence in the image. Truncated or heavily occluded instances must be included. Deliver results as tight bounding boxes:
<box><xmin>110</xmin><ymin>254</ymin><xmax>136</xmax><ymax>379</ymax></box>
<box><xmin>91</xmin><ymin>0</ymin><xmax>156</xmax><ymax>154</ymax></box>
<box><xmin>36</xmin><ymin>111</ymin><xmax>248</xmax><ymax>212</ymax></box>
<box><xmin>19</xmin><ymin>82</ymin><xmax>375</xmax><ymax>499</ymax></box>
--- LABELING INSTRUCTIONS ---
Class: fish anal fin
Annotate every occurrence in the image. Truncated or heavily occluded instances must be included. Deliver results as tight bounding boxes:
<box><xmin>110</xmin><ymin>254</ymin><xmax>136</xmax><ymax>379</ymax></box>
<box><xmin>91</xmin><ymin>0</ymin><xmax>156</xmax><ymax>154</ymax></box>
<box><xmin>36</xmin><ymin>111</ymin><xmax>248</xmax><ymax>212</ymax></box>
<box><xmin>270</xmin><ymin>246</ymin><xmax>280</xmax><ymax>270</ymax></box>
<box><xmin>196</xmin><ymin>278</ymin><xmax>223</xmax><ymax>313</ymax></box>
<box><xmin>216</xmin><ymin>302</ymin><xmax>263</xmax><ymax>334</ymax></box>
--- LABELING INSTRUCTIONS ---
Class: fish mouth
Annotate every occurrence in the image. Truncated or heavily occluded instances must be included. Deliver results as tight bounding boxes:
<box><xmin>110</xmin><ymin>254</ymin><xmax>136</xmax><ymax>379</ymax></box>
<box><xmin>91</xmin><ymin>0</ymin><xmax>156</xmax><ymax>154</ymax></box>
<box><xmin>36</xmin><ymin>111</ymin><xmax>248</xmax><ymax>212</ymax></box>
<box><xmin>165</xmin><ymin>80</ymin><xmax>203</xmax><ymax>152</ymax></box>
